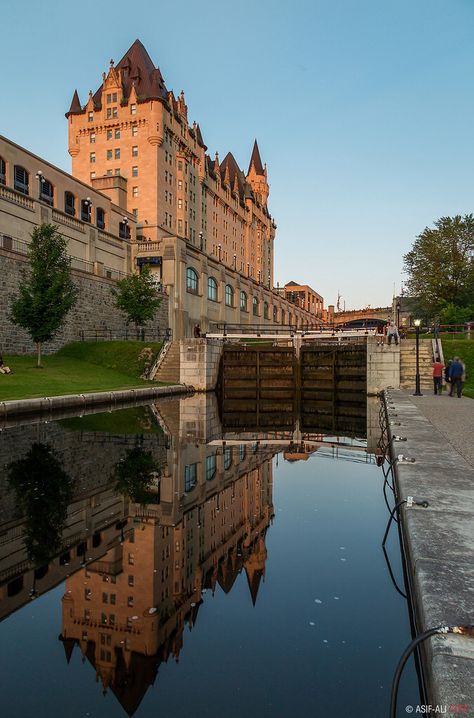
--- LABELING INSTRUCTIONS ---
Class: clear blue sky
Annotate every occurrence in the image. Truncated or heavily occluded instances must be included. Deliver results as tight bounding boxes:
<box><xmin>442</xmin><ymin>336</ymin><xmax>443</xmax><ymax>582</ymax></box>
<box><xmin>3</xmin><ymin>0</ymin><xmax>474</xmax><ymax>308</ymax></box>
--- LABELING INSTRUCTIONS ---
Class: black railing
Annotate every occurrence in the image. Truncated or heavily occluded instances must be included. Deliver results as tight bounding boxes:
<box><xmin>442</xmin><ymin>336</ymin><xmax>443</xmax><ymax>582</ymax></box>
<box><xmin>78</xmin><ymin>327</ymin><xmax>172</xmax><ymax>342</ymax></box>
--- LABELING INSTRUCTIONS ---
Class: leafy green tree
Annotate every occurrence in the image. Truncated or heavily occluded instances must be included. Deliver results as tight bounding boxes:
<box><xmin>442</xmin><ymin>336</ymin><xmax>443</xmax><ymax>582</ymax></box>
<box><xmin>114</xmin><ymin>445</ymin><xmax>160</xmax><ymax>504</ymax></box>
<box><xmin>403</xmin><ymin>215</ymin><xmax>474</xmax><ymax>318</ymax></box>
<box><xmin>10</xmin><ymin>224</ymin><xmax>78</xmax><ymax>367</ymax></box>
<box><xmin>112</xmin><ymin>266</ymin><xmax>161</xmax><ymax>338</ymax></box>
<box><xmin>439</xmin><ymin>302</ymin><xmax>473</xmax><ymax>326</ymax></box>
<box><xmin>8</xmin><ymin>443</ymin><xmax>73</xmax><ymax>566</ymax></box>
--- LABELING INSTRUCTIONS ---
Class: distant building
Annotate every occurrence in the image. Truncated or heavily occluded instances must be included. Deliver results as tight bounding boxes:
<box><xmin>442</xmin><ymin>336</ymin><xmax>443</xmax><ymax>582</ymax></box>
<box><xmin>282</xmin><ymin>281</ymin><xmax>324</xmax><ymax>319</ymax></box>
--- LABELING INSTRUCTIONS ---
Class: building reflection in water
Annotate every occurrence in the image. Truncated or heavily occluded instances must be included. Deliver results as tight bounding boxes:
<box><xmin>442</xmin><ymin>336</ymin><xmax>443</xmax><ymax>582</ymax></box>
<box><xmin>0</xmin><ymin>389</ymin><xmax>375</xmax><ymax>715</ymax></box>
<box><xmin>54</xmin><ymin>394</ymin><xmax>274</xmax><ymax>715</ymax></box>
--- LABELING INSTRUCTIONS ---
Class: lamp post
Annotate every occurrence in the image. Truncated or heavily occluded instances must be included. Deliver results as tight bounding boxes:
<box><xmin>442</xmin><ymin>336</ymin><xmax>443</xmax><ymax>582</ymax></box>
<box><xmin>396</xmin><ymin>301</ymin><xmax>401</xmax><ymax>328</ymax></box>
<box><xmin>413</xmin><ymin>318</ymin><xmax>422</xmax><ymax>396</ymax></box>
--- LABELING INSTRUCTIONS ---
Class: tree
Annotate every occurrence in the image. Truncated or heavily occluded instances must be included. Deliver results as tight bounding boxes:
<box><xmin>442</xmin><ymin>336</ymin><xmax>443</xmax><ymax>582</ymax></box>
<box><xmin>10</xmin><ymin>224</ymin><xmax>78</xmax><ymax>367</ymax></box>
<box><xmin>8</xmin><ymin>443</ymin><xmax>73</xmax><ymax>567</ymax></box>
<box><xmin>403</xmin><ymin>215</ymin><xmax>474</xmax><ymax>318</ymax></box>
<box><xmin>112</xmin><ymin>266</ymin><xmax>161</xmax><ymax>338</ymax></box>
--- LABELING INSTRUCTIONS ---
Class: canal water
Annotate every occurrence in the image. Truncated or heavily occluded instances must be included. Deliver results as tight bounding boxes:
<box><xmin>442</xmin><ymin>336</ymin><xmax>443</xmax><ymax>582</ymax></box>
<box><xmin>0</xmin><ymin>394</ymin><xmax>419</xmax><ymax>717</ymax></box>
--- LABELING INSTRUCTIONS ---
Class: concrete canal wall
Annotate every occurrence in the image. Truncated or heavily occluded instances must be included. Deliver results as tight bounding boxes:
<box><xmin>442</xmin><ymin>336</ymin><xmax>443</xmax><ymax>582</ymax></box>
<box><xmin>0</xmin><ymin>384</ymin><xmax>191</xmax><ymax>421</ymax></box>
<box><xmin>385</xmin><ymin>390</ymin><xmax>474</xmax><ymax>708</ymax></box>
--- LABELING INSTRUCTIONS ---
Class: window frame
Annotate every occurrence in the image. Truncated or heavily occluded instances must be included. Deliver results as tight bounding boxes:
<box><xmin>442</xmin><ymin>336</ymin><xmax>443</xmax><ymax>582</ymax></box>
<box><xmin>13</xmin><ymin>165</ymin><xmax>29</xmax><ymax>195</ymax></box>
<box><xmin>240</xmin><ymin>290</ymin><xmax>248</xmax><ymax>312</ymax></box>
<box><xmin>186</xmin><ymin>267</ymin><xmax>199</xmax><ymax>295</ymax></box>
<box><xmin>0</xmin><ymin>157</ymin><xmax>5</xmax><ymax>186</ymax></box>
<box><xmin>96</xmin><ymin>207</ymin><xmax>105</xmax><ymax>230</ymax></box>
<box><xmin>207</xmin><ymin>276</ymin><xmax>218</xmax><ymax>302</ymax></box>
<box><xmin>39</xmin><ymin>178</ymin><xmax>54</xmax><ymax>206</ymax></box>
<box><xmin>225</xmin><ymin>284</ymin><xmax>234</xmax><ymax>307</ymax></box>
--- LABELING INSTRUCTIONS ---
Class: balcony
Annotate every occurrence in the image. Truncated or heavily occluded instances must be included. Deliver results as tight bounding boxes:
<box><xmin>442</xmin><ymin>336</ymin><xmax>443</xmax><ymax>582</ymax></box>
<box><xmin>136</xmin><ymin>240</ymin><xmax>162</xmax><ymax>270</ymax></box>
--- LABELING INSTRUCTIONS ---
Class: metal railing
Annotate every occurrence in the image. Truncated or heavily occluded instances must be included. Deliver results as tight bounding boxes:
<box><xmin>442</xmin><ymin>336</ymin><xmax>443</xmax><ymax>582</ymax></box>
<box><xmin>78</xmin><ymin>327</ymin><xmax>172</xmax><ymax>342</ymax></box>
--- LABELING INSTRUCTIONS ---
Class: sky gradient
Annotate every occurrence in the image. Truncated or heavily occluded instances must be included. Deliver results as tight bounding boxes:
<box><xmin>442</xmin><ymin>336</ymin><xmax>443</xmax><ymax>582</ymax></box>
<box><xmin>2</xmin><ymin>0</ymin><xmax>474</xmax><ymax>309</ymax></box>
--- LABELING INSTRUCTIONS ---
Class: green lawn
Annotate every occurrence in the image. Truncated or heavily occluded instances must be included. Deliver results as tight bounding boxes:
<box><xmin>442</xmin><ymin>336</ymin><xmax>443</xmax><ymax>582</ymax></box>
<box><xmin>0</xmin><ymin>341</ymin><xmax>163</xmax><ymax>401</ymax></box>
<box><xmin>441</xmin><ymin>339</ymin><xmax>474</xmax><ymax>399</ymax></box>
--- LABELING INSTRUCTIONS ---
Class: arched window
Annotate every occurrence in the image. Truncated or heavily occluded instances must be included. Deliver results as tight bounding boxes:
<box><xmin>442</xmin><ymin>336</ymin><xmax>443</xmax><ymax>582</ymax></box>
<box><xmin>225</xmin><ymin>284</ymin><xmax>234</xmax><ymax>307</ymax></box>
<box><xmin>273</xmin><ymin>305</ymin><xmax>278</xmax><ymax>322</ymax></box>
<box><xmin>252</xmin><ymin>297</ymin><xmax>259</xmax><ymax>317</ymax></box>
<box><xmin>239</xmin><ymin>444</ymin><xmax>246</xmax><ymax>462</ymax></box>
<box><xmin>224</xmin><ymin>448</ymin><xmax>232</xmax><ymax>470</ymax></box>
<box><xmin>240</xmin><ymin>291</ymin><xmax>248</xmax><ymax>311</ymax></box>
<box><xmin>64</xmin><ymin>191</ymin><xmax>75</xmax><ymax>217</ymax></box>
<box><xmin>186</xmin><ymin>267</ymin><xmax>199</xmax><ymax>294</ymax></box>
<box><xmin>281</xmin><ymin>309</ymin><xmax>286</xmax><ymax>325</ymax></box>
<box><xmin>14</xmin><ymin>165</ymin><xmax>29</xmax><ymax>195</ymax></box>
<box><xmin>40</xmin><ymin>178</ymin><xmax>54</xmax><ymax>206</ymax></box>
<box><xmin>206</xmin><ymin>454</ymin><xmax>216</xmax><ymax>481</ymax></box>
<box><xmin>0</xmin><ymin>157</ymin><xmax>6</xmax><ymax>186</ymax></box>
<box><xmin>81</xmin><ymin>199</ymin><xmax>91</xmax><ymax>223</ymax></box>
<box><xmin>207</xmin><ymin>276</ymin><xmax>218</xmax><ymax>302</ymax></box>
<box><xmin>96</xmin><ymin>207</ymin><xmax>105</xmax><ymax>230</ymax></box>
<box><xmin>184</xmin><ymin>463</ymin><xmax>197</xmax><ymax>492</ymax></box>
<box><xmin>264</xmin><ymin>301</ymin><xmax>269</xmax><ymax>319</ymax></box>
<box><xmin>119</xmin><ymin>220</ymin><xmax>130</xmax><ymax>239</ymax></box>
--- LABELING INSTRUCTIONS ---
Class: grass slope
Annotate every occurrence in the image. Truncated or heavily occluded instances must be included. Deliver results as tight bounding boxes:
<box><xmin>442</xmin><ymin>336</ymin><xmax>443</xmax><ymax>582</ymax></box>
<box><xmin>441</xmin><ymin>339</ymin><xmax>474</xmax><ymax>398</ymax></box>
<box><xmin>0</xmin><ymin>341</ymin><xmax>163</xmax><ymax>402</ymax></box>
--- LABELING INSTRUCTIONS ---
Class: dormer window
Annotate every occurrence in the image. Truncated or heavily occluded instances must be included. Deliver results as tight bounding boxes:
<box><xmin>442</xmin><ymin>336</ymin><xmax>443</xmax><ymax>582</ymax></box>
<box><xmin>88</xmin><ymin>111</ymin><xmax>93</xmax><ymax>122</ymax></box>
<box><xmin>106</xmin><ymin>93</ymin><xmax>118</xmax><ymax>104</ymax></box>
<box><xmin>130</xmin><ymin>104</ymin><xmax>136</xmax><ymax>115</ymax></box>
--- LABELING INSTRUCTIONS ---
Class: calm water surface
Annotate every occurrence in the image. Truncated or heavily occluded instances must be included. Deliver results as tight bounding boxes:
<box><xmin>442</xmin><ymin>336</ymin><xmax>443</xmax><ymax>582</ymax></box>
<box><xmin>0</xmin><ymin>394</ymin><xmax>418</xmax><ymax>717</ymax></box>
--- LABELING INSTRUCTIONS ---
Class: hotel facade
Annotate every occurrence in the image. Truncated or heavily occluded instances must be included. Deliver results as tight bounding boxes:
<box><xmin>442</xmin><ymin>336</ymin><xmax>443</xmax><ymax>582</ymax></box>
<box><xmin>66</xmin><ymin>40</ymin><xmax>326</xmax><ymax>337</ymax></box>
<box><xmin>0</xmin><ymin>39</ymin><xmax>326</xmax><ymax>345</ymax></box>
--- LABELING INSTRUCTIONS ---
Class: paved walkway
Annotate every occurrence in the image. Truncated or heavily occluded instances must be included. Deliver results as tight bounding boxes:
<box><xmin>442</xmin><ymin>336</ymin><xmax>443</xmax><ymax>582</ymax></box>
<box><xmin>409</xmin><ymin>393</ymin><xmax>474</xmax><ymax>469</ymax></box>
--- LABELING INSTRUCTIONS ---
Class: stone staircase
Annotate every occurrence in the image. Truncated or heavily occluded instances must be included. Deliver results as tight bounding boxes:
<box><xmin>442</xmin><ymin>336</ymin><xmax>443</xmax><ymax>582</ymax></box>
<box><xmin>153</xmin><ymin>341</ymin><xmax>181</xmax><ymax>384</ymax></box>
<box><xmin>400</xmin><ymin>339</ymin><xmax>433</xmax><ymax>391</ymax></box>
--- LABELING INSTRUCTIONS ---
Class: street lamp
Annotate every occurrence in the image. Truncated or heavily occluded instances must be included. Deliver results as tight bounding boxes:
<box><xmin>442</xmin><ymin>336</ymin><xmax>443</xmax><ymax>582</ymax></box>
<box><xmin>396</xmin><ymin>301</ymin><xmax>401</xmax><ymax>328</ymax></box>
<box><xmin>413</xmin><ymin>318</ymin><xmax>422</xmax><ymax>396</ymax></box>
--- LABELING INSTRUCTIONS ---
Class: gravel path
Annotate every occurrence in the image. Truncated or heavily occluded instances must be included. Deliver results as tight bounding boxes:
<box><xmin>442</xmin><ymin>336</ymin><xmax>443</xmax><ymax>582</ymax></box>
<box><xmin>408</xmin><ymin>392</ymin><xmax>474</xmax><ymax>469</ymax></box>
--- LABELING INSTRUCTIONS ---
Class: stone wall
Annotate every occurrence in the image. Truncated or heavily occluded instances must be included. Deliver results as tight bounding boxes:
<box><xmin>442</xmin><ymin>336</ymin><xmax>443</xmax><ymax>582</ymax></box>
<box><xmin>179</xmin><ymin>338</ymin><xmax>223</xmax><ymax>391</ymax></box>
<box><xmin>0</xmin><ymin>249</ymin><xmax>169</xmax><ymax>354</ymax></box>
<box><xmin>366</xmin><ymin>336</ymin><xmax>400</xmax><ymax>393</ymax></box>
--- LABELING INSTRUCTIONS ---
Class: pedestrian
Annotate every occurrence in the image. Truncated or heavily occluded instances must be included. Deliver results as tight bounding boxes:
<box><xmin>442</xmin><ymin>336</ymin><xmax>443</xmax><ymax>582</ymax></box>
<box><xmin>386</xmin><ymin>321</ymin><xmax>399</xmax><ymax>347</ymax></box>
<box><xmin>448</xmin><ymin>356</ymin><xmax>464</xmax><ymax>398</ymax></box>
<box><xmin>0</xmin><ymin>355</ymin><xmax>12</xmax><ymax>374</ymax></box>
<box><xmin>432</xmin><ymin>356</ymin><xmax>444</xmax><ymax>395</ymax></box>
<box><xmin>376</xmin><ymin>323</ymin><xmax>385</xmax><ymax>347</ymax></box>
<box><xmin>193</xmin><ymin>323</ymin><xmax>201</xmax><ymax>338</ymax></box>
<box><xmin>444</xmin><ymin>359</ymin><xmax>452</xmax><ymax>389</ymax></box>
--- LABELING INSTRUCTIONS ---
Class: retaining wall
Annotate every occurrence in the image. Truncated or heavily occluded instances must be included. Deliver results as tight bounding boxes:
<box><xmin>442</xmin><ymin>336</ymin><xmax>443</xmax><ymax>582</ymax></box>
<box><xmin>0</xmin><ymin>249</ymin><xmax>169</xmax><ymax>354</ymax></box>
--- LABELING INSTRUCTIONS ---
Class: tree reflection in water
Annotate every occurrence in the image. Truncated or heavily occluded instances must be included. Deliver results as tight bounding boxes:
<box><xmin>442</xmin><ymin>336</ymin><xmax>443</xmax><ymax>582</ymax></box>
<box><xmin>8</xmin><ymin>443</ymin><xmax>73</xmax><ymax>566</ymax></box>
<box><xmin>114</xmin><ymin>442</ymin><xmax>161</xmax><ymax>505</ymax></box>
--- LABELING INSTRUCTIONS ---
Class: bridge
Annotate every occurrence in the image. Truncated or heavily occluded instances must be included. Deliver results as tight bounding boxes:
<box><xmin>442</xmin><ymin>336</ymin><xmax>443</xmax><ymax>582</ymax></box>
<box><xmin>332</xmin><ymin>306</ymin><xmax>392</xmax><ymax>326</ymax></box>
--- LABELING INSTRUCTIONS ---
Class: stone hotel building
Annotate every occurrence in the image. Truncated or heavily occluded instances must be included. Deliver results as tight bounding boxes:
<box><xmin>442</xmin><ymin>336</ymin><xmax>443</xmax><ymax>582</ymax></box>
<box><xmin>0</xmin><ymin>39</ymin><xmax>326</xmax><ymax>345</ymax></box>
<box><xmin>66</xmin><ymin>40</ymin><xmax>326</xmax><ymax>336</ymax></box>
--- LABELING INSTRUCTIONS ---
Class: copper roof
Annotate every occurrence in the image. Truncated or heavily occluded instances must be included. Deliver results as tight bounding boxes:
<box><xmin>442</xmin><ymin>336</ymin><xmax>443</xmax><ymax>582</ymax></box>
<box><xmin>248</xmin><ymin>139</ymin><xmax>264</xmax><ymax>175</ymax></box>
<box><xmin>92</xmin><ymin>39</ymin><xmax>168</xmax><ymax>108</ymax></box>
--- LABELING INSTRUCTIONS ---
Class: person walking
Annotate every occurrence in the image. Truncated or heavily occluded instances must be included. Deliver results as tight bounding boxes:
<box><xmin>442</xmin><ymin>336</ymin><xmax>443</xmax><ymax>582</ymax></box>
<box><xmin>386</xmin><ymin>321</ymin><xmax>399</xmax><ymax>347</ymax></box>
<box><xmin>432</xmin><ymin>356</ymin><xmax>444</xmax><ymax>395</ymax></box>
<box><xmin>448</xmin><ymin>357</ymin><xmax>464</xmax><ymax>398</ymax></box>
